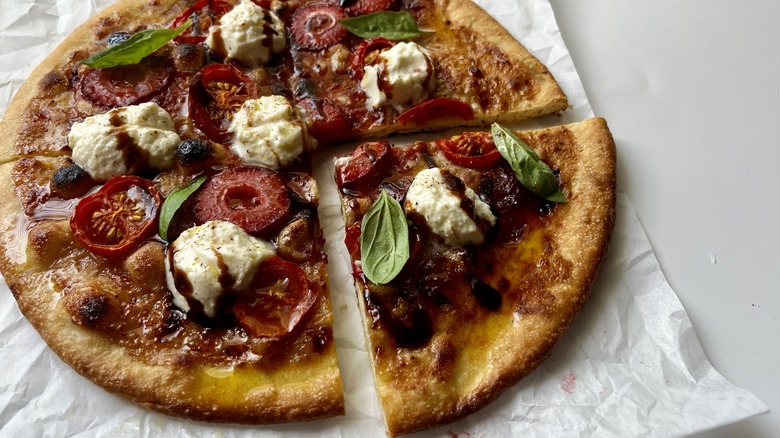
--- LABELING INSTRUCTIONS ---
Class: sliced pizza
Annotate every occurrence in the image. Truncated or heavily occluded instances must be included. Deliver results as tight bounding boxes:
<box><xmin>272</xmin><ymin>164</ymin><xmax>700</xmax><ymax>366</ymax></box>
<box><xmin>334</xmin><ymin>117</ymin><xmax>616</xmax><ymax>435</ymax></box>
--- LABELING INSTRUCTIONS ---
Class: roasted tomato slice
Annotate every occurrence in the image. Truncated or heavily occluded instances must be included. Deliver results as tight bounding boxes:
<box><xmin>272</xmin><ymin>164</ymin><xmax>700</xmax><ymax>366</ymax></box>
<box><xmin>171</xmin><ymin>0</ymin><xmax>233</xmax><ymax>44</ymax></box>
<box><xmin>70</xmin><ymin>175</ymin><xmax>162</xmax><ymax>257</ymax></box>
<box><xmin>350</xmin><ymin>37</ymin><xmax>396</xmax><ymax>80</ymax></box>
<box><xmin>188</xmin><ymin>64</ymin><xmax>258</xmax><ymax>143</ymax></box>
<box><xmin>335</xmin><ymin>141</ymin><xmax>391</xmax><ymax>192</ymax></box>
<box><xmin>192</xmin><ymin>166</ymin><xmax>292</xmax><ymax>238</ymax></box>
<box><xmin>435</xmin><ymin>131</ymin><xmax>501</xmax><ymax>168</ymax></box>
<box><xmin>396</xmin><ymin>97</ymin><xmax>475</xmax><ymax>125</ymax></box>
<box><xmin>80</xmin><ymin>57</ymin><xmax>172</xmax><ymax>108</ymax></box>
<box><xmin>235</xmin><ymin>256</ymin><xmax>318</xmax><ymax>338</ymax></box>
<box><xmin>340</xmin><ymin>0</ymin><xmax>396</xmax><ymax>16</ymax></box>
<box><xmin>296</xmin><ymin>96</ymin><xmax>353</xmax><ymax>145</ymax></box>
<box><xmin>291</xmin><ymin>4</ymin><xmax>349</xmax><ymax>50</ymax></box>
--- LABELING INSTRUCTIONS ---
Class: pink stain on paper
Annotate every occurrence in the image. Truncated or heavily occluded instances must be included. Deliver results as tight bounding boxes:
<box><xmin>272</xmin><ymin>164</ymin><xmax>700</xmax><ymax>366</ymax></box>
<box><xmin>561</xmin><ymin>371</ymin><xmax>576</xmax><ymax>394</ymax></box>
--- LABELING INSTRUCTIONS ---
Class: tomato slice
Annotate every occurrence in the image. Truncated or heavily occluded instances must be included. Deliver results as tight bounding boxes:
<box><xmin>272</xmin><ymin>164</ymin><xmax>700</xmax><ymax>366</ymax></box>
<box><xmin>435</xmin><ymin>132</ymin><xmax>501</xmax><ymax>168</ymax></box>
<box><xmin>171</xmin><ymin>0</ymin><xmax>233</xmax><ymax>44</ymax></box>
<box><xmin>192</xmin><ymin>167</ymin><xmax>292</xmax><ymax>238</ymax></box>
<box><xmin>350</xmin><ymin>37</ymin><xmax>396</xmax><ymax>80</ymax></box>
<box><xmin>335</xmin><ymin>141</ymin><xmax>391</xmax><ymax>192</ymax></box>
<box><xmin>296</xmin><ymin>96</ymin><xmax>353</xmax><ymax>145</ymax></box>
<box><xmin>188</xmin><ymin>64</ymin><xmax>258</xmax><ymax>143</ymax></box>
<box><xmin>70</xmin><ymin>176</ymin><xmax>162</xmax><ymax>257</ymax></box>
<box><xmin>79</xmin><ymin>57</ymin><xmax>172</xmax><ymax>108</ymax></box>
<box><xmin>396</xmin><ymin>97</ymin><xmax>475</xmax><ymax>125</ymax></box>
<box><xmin>235</xmin><ymin>256</ymin><xmax>318</xmax><ymax>338</ymax></box>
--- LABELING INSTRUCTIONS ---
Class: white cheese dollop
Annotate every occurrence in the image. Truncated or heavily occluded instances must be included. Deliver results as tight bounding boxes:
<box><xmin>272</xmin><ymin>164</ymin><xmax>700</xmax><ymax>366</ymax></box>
<box><xmin>360</xmin><ymin>42</ymin><xmax>434</xmax><ymax>112</ymax></box>
<box><xmin>69</xmin><ymin>102</ymin><xmax>180</xmax><ymax>181</ymax></box>
<box><xmin>165</xmin><ymin>220</ymin><xmax>276</xmax><ymax>318</ymax></box>
<box><xmin>229</xmin><ymin>96</ymin><xmax>306</xmax><ymax>170</ymax></box>
<box><xmin>404</xmin><ymin>168</ymin><xmax>496</xmax><ymax>247</ymax></box>
<box><xmin>206</xmin><ymin>0</ymin><xmax>286</xmax><ymax>67</ymax></box>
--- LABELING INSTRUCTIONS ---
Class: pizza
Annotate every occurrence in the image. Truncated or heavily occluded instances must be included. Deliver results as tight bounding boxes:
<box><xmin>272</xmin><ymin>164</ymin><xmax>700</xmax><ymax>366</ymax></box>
<box><xmin>334</xmin><ymin>118</ymin><xmax>615</xmax><ymax>435</ymax></box>
<box><xmin>0</xmin><ymin>0</ymin><xmax>613</xmax><ymax>434</ymax></box>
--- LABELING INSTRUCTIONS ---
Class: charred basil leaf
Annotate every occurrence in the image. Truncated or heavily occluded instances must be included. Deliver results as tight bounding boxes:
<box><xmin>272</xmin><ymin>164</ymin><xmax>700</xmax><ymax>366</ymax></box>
<box><xmin>361</xmin><ymin>189</ymin><xmax>409</xmax><ymax>284</ymax></box>
<box><xmin>339</xmin><ymin>11</ymin><xmax>433</xmax><ymax>40</ymax></box>
<box><xmin>159</xmin><ymin>175</ymin><xmax>206</xmax><ymax>242</ymax></box>
<box><xmin>80</xmin><ymin>21</ymin><xmax>191</xmax><ymax>69</ymax></box>
<box><xmin>491</xmin><ymin>123</ymin><xmax>567</xmax><ymax>203</ymax></box>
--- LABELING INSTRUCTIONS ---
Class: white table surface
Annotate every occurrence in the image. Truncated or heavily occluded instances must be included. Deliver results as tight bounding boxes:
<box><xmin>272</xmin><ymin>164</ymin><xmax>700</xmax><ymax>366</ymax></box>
<box><xmin>548</xmin><ymin>0</ymin><xmax>779</xmax><ymax>436</ymax></box>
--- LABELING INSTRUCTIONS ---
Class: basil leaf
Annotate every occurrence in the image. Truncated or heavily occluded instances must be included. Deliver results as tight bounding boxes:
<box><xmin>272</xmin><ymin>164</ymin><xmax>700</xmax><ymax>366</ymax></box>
<box><xmin>360</xmin><ymin>190</ymin><xmax>410</xmax><ymax>284</ymax></box>
<box><xmin>80</xmin><ymin>21</ymin><xmax>191</xmax><ymax>69</ymax></box>
<box><xmin>159</xmin><ymin>175</ymin><xmax>207</xmax><ymax>242</ymax></box>
<box><xmin>339</xmin><ymin>11</ymin><xmax>434</xmax><ymax>41</ymax></box>
<box><xmin>491</xmin><ymin>123</ymin><xmax>567</xmax><ymax>203</ymax></box>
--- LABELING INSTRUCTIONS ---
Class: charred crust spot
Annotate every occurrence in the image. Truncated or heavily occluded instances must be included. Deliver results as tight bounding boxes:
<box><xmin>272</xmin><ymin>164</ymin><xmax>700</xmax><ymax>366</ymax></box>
<box><xmin>471</xmin><ymin>278</ymin><xmax>502</xmax><ymax>311</ymax></box>
<box><xmin>517</xmin><ymin>289</ymin><xmax>556</xmax><ymax>315</ymax></box>
<box><xmin>176</xmin><ymin>139</ymin><xmax>213</xmax><ymax>164</ymax></box>
<box><xmin>74</xmin><ymin>295</ymin><xmax>109</xmax><ymax>327</ymax></box>
<box><xmin>50</xmin><ymin>164</ymin><xmax>93</xmax><ymax>199</ymax></box>
<box><xmin>313</xmin><ymin>326</ymin><xmax>333</xmax><ymax>354</ymax></box>
<box><xmin>38</xmin><ymin>72</ymin><xmax>67</xmax><ymax>96</ymax></box>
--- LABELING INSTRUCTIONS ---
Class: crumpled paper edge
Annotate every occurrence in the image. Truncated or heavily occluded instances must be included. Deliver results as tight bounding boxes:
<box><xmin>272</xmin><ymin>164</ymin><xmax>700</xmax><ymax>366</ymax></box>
<box><xmin>0</xmin><ymin>0</ymin><xmax>768</xmax><ymax>436</ymax></box>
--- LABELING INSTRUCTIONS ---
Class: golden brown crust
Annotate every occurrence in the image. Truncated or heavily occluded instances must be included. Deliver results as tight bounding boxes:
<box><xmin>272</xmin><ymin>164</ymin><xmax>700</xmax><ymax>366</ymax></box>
<box><xmin>344</xmin><ymin>118</ymin><xmax>616</xmax><ymax>436</ymax></box>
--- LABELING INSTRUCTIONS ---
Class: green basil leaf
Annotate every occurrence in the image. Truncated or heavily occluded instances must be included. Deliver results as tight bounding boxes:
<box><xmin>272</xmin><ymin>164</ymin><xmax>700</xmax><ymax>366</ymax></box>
<box><xmin>339</xmin><ymin>11</ymin><xmax>434</xmax><ymax>40</ymax></box>
<box><xmin>79</xmin><ymin>21</ymin><xmax>191</xmax><ymax>69</ymax></box>
<box><xmin>491</xmin><ymin>123</ymin><xmax>567</xmax><ymax>203</ymax></box>
<box><xmin>159</xmin><ymin>175</ymin><xmax>207</xmax><ymax>242</ymax></box>
<box><xmin>360</xmin><ymin>189</ymin><xmax>410</xmax><ymax>284</ymax></box>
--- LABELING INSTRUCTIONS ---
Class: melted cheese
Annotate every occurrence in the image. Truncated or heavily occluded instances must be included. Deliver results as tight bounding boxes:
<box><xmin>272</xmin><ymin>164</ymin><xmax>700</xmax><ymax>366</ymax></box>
<box><xmin>206</xmin><ymin>0</ymin><xmax>286</xmax><ymax>67</ymax></box>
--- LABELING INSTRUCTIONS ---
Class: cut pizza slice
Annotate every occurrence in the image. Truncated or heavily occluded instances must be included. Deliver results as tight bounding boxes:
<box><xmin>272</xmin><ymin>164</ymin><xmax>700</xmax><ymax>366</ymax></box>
<box><xmin>334</xmin><ymin>117</ymin><xmax>616</xmax><ymax>435</ymax></box>
<box><xmin>286</xmin><ymin>0</ymin><xmax>568</xmax><ymax>144</ymax></box>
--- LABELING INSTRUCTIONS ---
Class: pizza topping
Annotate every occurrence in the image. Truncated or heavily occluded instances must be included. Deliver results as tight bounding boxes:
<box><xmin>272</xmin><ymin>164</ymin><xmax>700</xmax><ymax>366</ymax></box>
<box><xmin>296</xmin><ymin>96</ymin><xmax>353</xmax><ymax>145</ymax></box>
<box><xmin>165</xmin><ymin>220</ymin><xmax>276</xmax><ymax>319</ymax></box>
<box><xmin>335</xmin><ymin>140</ymin><xmax>391</xmax><ymax>192</ymax></box>
<box><xmin>79</xmin><ymin>21</ymin><xmax>190</xmax><ymax>69</ymax></box>
<box><xmin>172</xmin><ymin>43</ymin><xmax>207</xmax><ymax>72</ymax></box>
<box><xmin>50</xmin><ymin>164</ymin><xmax>93</xmax><ymax>199</ymax></box>
<box><xmin>69</xmin><ymin>102</ymin><xmax>181</xmax><ymax>181</ymax></box>
<box><xmin>176</xmin><ymin>139</ymin><xmax>213</xmax><ymax>164</ymax></box>
<box><xmin>404</xmin><ymin>168</ymin><xmax>495</xmax><ymax>247</ymax></box>
<box><xmin>397</xmin><ymin>97</ymin><xmax>475</xmax><ymax>125</ymax></box>
<box><xmin>290</xmin><ymin>4</ymin><xmax>349</xmax><ymax>50</ymax></box>
<box><xmin>79</xmin><ymin>56</ymin><xmax>173</xmax><ymax>108</ymax></box>
<box><xmin>339</xmin><ymin>11</ymin><xmax>433</xmax><ymax>40</ymax></box>
<box><xmin>229</xmin><ymin>96</ymin><xmax>307</xmax><ymax>170</ymax></box>
<box><xmin>159</xmin><ymin>175</ymin><xmax>207</xmax><ymax>242</ymax></box>
<box><xmin>192</xmin><ymin>166</ymin><xmax>292</xmax><ymax>238</ymax></box>
<box><xmin>206</xmin><ymin>0</ymin><xmax>287</xmax><ymax>67</ymax></box>
<box><xmin>234</xmin><ymin>256</ymin><xmax>318</xmax><ymax>337</ymax></box>
<box><xmin>343</xmin><ymin>0</ymin><xmax>396</xmax><ymax>16</ymax></box>
<box><xmin>106</xmin><ymin>31</ymin><xmax>131</xmax><ymax>47</ymax></box>
<box><xmin>491</xmin><ymin>123</ymin><xmax>567</xmax><ymax>203</ymax></box>
<box><xmin>172</xmin><ymin>0</ymin><xmax>233</xmax><ymax>44</ymax></box>
<box><xmin>435</xmin><ymin>131</ymin><xmax>500</xmax><ymax>168</ymax></box>
<box><xmin>70</xmin><ymin>175</ymin><xmax>162</xmax><ymax>257</ymax></box>
<box><xmin>361</xmin><ymin>189</ymin><xmax>409</xmax><ymax>284</ymax></box>
<box><xmin>360</xmin><ymin>41</ymin><xmax>434</xmax><ymax>112</ymax></box>
<box><xmin>188</xmin><ymin>64</ymin><xmax>258</xmax><ymax>144</ymax></box>
<box><xmin>349</xmin><ymin>36</ymin><xmax>396</xmax><ymax>80</ymax></box>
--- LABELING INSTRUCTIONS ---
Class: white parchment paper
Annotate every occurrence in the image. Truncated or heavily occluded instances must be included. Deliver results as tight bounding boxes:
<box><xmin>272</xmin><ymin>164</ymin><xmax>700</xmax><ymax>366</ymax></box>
<box><xmin>0</xmin><ymin>0</ymin><xmax>768</xmax><ymax>436</ymax></box>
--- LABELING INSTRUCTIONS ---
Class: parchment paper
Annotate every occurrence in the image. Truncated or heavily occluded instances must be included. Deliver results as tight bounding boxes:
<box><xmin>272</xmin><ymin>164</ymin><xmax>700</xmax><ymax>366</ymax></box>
<box><xmin>0</xmin><ymin>0</ymin><xmax>768</xmax><ymax>436</ymax></box>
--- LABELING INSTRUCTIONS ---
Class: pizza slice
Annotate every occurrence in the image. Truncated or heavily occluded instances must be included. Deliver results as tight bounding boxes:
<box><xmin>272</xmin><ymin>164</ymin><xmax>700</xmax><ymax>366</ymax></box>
<box><xmin>283</xmin><ymin>0</ymin><xmax>568</xmax><ymax>144</ymax></box>
<box><xmin>334</xmin><ymin>117</ymin><xmax>616</xmax><ymax>435</ymax></box>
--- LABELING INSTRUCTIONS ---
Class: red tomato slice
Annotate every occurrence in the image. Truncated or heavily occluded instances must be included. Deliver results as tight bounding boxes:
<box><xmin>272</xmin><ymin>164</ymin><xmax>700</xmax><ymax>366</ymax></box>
<box><xmin>79</xmin><ymin>57</ymin><xmax>172</xmax><ymax>108</ymax></box>
<box><xmin>296</xmin><ymin>96</ymin><xmax>353</xmax><ymax>145</ymax></box>
<box><xmin>188</xmin><ymin>64</ymin><xmax>258</xmax><ymax>143</ymax></box>
<box><xmin>192</xmin><ymin>167</ymin><xmax>292</xmax><ymax>238</ymax></box>
<box><xmin>235</xmin><ymin>256</ymin><xmax>318</xmax><ymax>338</ymax></box>
<box><xmin>396</xmin><ymin>97</ymin><xmax>475</xmax><ymax>125</ymax></box>
<box><xmin>171</xmin><ymin>0</ymin><xmax>233</xmax><ymax>44</ymax></box>
<box><xmin>342</xmin><ymin>0</ymin><xmax>396</xmax><ymax>16</ymax></box>
<box><xmin>290</xmin><ymin>4</ymin><xmax>349</xmax><ymax>50</ymax></box>
<box><xmin>335</xmin><ymin>141</ymin><xmax>391</xmax><ymax>192</ymax></box>
<box><xmin>350</xmin><ymin>37</ymin><xmax>396</xmax><ymax>80</ymax></box>
<box><xmin>435</xmin><ymin>131</ymin><xmax>501</xmax><ymax>168</ymax></box>
<box><xmin>70</xmin><ymin>176</ymin><xmax>162</xmax><ymax>257</ymax></box>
